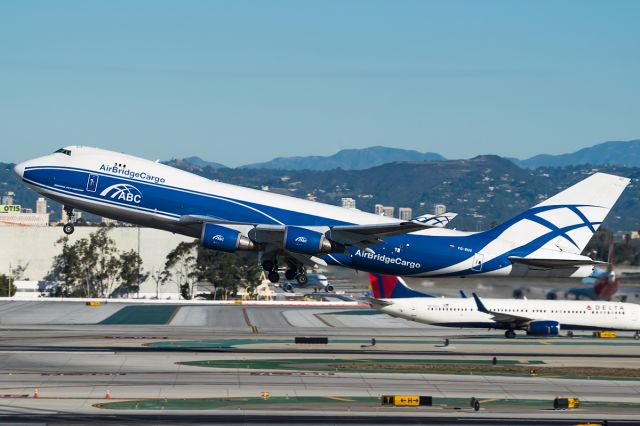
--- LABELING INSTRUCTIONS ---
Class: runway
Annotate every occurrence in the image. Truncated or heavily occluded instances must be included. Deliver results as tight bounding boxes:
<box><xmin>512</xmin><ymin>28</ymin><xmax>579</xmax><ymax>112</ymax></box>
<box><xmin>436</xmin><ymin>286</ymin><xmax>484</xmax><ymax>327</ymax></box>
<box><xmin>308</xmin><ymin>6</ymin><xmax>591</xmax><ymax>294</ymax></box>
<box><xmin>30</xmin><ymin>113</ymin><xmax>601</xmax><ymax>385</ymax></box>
<box><xmin>0</xmin><ymin>301</ymin><xmax>638</xmax><ymax>424</ymax></box>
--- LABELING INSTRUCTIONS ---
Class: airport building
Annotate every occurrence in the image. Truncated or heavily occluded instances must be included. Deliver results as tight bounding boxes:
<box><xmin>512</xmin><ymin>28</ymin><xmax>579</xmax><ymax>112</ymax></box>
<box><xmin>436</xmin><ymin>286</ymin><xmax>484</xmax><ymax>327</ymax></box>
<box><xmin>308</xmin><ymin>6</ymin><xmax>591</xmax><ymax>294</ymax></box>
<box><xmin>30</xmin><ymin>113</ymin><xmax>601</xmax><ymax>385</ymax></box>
<box><xmin>0</xmin><ymin>226</ymin><xmax>194</xmax><ymax>297</ymax></box>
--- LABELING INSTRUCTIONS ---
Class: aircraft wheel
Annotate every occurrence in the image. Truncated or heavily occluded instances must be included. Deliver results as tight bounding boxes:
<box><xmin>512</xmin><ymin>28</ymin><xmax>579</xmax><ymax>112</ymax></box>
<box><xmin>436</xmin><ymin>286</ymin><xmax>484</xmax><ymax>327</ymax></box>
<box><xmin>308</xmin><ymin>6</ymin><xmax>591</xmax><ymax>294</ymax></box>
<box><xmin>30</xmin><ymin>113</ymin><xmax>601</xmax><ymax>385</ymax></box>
<box><xmin>284</xmin><ymin>269</ymin><xmax>296</xmax><ymax>280</ymax></box>
<box><xmin>63</xmin><ymin>223</ymin><xmax>75</xmax><ymax>235</ymax></box>
<box><xmin>567</xmin><ymin>331</ymin><xmax>574</xmax><ymax>338</ymax></box>
<box><xmin>284</xmin><ymin>283</ymin><xmax>293</xmax><ymax>292</ymax></box>
<box><xmin>505</xmin><ymin>330</ymin><xmax>516</xmax><ymax>339</ymax></box>
<box><xmin>262</xmin><ymin>259</ymin><xmax>276</xmax><ymax>272</ymax></box>
<box><xmin>267</xmin><ymin>271</ymin><xmax>280</xmax><ymax>283</ymax></box>
<box><xmin>296</xmin><ymin>274</ymin><xmax>309</xmax><ymax>285</ymax></box>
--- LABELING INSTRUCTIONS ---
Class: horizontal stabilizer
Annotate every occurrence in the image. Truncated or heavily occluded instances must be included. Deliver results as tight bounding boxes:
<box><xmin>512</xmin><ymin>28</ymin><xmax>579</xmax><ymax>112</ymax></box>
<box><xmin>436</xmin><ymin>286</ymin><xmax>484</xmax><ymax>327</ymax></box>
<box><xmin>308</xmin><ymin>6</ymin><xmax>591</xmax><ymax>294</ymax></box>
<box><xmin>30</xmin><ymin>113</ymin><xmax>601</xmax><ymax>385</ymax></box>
<box><xmin>508</xmin><ymin>256</ymin><xmax>606</xmax><ymax>269</ymax></box>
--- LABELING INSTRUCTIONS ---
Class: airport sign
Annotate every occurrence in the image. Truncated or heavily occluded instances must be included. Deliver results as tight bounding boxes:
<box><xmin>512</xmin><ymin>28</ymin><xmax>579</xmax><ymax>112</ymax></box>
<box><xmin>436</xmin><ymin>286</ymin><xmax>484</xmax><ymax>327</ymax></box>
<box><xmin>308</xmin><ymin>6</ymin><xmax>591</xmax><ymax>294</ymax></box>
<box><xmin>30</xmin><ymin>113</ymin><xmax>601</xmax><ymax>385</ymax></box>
<box><xmin>0</xmin><ymin>205</ymin><xmax>20</xmax><ymax>213</ymax></box>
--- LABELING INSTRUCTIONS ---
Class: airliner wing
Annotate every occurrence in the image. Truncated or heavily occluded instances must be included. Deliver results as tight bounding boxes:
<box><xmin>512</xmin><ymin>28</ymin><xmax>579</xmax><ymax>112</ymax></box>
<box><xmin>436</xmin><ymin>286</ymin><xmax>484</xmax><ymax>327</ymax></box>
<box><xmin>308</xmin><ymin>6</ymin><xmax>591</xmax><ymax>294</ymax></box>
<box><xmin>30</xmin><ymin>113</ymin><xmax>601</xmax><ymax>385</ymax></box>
<box><xmin>508</xmin><ymin>256</ymin><xmax>607</xmax><ymax>269</ymax></box>
<box><xmin>328</xmin><ymin>221</ymin><xmax>432</xmax><ymax>247</ymax></box>
<box><xmin>181</xmin><ymin>214</ymin><xmax>432</xmax><ymax>248</ymax></box>
<box><xmin>472</xmin><ymin>293</ymin><xmax>532</xmax><ymax>325</ymax></box>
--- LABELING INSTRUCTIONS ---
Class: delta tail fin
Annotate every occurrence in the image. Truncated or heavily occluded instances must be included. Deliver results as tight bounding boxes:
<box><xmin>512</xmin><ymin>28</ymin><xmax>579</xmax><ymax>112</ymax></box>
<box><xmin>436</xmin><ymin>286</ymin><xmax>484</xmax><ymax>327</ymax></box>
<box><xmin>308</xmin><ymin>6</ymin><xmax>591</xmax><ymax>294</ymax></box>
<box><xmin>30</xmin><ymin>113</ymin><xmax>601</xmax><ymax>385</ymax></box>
<box><xmin>485</xmin><ymin>172</ymin><xmax>629</xmax><ymax>257</ymax></box>
<box><xmin>368</xmin><ymin>273</ymin><xmax>433</xmax><ymax>298</ymax></box>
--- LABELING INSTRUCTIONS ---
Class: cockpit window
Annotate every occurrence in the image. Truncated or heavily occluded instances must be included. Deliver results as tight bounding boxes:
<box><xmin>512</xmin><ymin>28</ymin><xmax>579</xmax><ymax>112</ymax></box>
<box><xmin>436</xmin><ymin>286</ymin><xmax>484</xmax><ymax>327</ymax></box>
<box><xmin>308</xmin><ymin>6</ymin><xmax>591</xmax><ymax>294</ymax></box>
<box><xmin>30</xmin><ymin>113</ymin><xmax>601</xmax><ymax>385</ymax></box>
<box><xmin>54</xmin><ymin>148</ymin><xmax>72</xmax><ymax>156</ymax></box>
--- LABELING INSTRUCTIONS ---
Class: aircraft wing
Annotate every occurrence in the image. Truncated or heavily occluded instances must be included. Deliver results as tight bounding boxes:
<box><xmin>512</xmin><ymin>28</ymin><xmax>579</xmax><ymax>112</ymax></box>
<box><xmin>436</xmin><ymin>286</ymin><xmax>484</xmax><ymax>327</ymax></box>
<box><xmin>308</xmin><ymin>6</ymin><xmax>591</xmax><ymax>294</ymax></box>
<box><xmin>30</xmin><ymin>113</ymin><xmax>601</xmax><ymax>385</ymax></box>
<box><xmin>472</xmin><ymin>293</ymin><xmax>532</xmax><ymax>325</ymax></box>
<box><xmin>508</xmin><ymin>256</ymin><xmax>607</xmax><ymax>269</ymax></box>
<box><xmin>368</xmin><ymin>297</ymin><xmax>393</xmax><ymax>309</ymax></box>
<box><xmin>327</xmin><ymin>221</ymin><xmax>433</xmax><ymax>247</ymax></box>
<box><xmin>181</xmin><ymin>214</ymin><xmax>433</xmax><ymax>249</ymax></box>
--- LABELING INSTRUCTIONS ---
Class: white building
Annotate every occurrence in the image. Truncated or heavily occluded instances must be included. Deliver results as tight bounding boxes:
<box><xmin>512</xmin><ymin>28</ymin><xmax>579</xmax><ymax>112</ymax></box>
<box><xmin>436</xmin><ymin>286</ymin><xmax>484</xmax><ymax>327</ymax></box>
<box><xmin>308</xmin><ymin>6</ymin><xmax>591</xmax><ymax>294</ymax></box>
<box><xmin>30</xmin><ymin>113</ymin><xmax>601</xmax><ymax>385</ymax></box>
<box><xmin>0</xmin><ymin>226</ymin><xmax>194</xmax><ymax>296</ymax></box>
<box><xmin>2</xmin><ymin>192</ymin><xmax>15</xmax><ymax>205</ymax></box>
<box><xmin>374</xmin><ymin>204</ymin><xmax>385</xmax><ymax>215</ymax></box>
<box><xmin>340</xmin><ymin>197</ymin><xmax>356</xmax><ymax>209</ymax></box>
<box><xmin>382</xmin><ymin>206</ymin><xmax>395</xmax><ymax>218</ymax></box>
<box><xmin>398</xmin><ymin>207</ymin><xmax>413</xmax><ymax>221</ymax></box>
<box><xmin>0</xmin><ymin>213</ymin><xmax>50</xmax><ymax>226</ymax></box>
<box><xmin>36</xmin><ymin>197</ymin><xmax>48</xmax><ymax>214</ymax></box>
<box><xmin>434</xmin><ymin>203</ymin><xmax>446</xmax><ymax>215</ymax></box>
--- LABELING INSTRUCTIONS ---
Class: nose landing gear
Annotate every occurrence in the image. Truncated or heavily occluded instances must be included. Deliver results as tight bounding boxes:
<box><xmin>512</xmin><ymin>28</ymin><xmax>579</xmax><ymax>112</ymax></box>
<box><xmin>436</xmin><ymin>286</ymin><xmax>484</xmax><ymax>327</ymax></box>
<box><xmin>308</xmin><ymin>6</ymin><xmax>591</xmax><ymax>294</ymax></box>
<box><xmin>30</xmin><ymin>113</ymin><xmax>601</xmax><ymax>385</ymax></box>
<box><xmin>62</xmin><ymin>206</ymin><xmax>75</xmax><ymax>235</ymax></box>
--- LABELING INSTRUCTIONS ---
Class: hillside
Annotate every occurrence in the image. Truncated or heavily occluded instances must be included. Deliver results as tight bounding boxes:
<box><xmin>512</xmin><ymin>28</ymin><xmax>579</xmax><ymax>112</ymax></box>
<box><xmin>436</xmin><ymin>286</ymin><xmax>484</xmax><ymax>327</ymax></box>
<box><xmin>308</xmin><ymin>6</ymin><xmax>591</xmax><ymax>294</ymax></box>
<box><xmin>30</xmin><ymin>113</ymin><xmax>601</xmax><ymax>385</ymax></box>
<box><xmin>241</xmin><ymin>146</ymin><xmax>445</xmax><ymax>170</ymax></box>
<box><xmin>516</xmin><ymin>139</ymin><xmax>640</xmax><ymax>168</ymax></box>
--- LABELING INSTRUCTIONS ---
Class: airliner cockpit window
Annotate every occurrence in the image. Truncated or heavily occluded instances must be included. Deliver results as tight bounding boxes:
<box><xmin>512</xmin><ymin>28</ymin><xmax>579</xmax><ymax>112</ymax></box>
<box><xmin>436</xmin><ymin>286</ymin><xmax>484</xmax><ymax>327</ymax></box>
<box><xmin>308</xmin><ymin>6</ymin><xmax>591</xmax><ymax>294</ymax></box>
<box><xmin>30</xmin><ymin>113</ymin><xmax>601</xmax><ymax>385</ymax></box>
<box><xmin>54</xmin><ymin>148</ymin><xmax>72</xmax><ymax>156</ymax></box>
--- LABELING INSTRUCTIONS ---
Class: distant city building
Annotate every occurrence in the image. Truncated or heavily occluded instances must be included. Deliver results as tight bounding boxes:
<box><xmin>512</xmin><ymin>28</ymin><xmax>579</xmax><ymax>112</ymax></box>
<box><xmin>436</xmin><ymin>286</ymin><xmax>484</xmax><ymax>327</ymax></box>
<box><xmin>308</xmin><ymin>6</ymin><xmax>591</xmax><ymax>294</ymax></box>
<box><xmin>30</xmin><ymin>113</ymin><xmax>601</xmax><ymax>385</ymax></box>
<box><xmin>434</xmin><ymin>203</ymin><xmax>446</xmax><ymax>215</ymax></box>
<box><xmin>101</xmin><ymin>217</ymin><xmax>118</xmax><ymax>225</ymax></box>
<box><xmin>1</xmin><ymin>191</ymin><xmax>15</xmax><ymax>205</ymax></box>
<box><xmin>374</xmin><ymin>204</ymin><xmax>385</xmax><ymax>216</ymax></box>
<box><xmin>398</xmin><ymin>207</ymin><xmax>413</xmax><ymax>221</ymax></box>
<box><xmin>382</xmin><ymin>206</ymin><xmax>395</xmax><ymax>218</ymax></box>
<box><xmin>340</xmin><ymin>197</ymin><xmax>356</xmax><ymax>209</ymax></box>
<box><xmin>36</xmin><ymin>197</ymin><xmax>47</xmax><ymax>215</ymax></box>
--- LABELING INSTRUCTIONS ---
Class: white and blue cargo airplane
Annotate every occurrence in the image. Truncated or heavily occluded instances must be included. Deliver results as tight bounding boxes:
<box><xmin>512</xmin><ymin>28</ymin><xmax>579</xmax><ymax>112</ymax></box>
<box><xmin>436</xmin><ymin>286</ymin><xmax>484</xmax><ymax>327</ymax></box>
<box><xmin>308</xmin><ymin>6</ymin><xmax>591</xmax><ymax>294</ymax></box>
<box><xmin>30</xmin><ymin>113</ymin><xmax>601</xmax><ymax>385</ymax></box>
<box><xmin>368</xmin><ymin>273</ymin><xmax>640</xmax><ymax>338</ymax></box>
<box><xmin>14</xmin><ymin>146</ymin><xmax>629</xmax><ymax>284</ymax></box>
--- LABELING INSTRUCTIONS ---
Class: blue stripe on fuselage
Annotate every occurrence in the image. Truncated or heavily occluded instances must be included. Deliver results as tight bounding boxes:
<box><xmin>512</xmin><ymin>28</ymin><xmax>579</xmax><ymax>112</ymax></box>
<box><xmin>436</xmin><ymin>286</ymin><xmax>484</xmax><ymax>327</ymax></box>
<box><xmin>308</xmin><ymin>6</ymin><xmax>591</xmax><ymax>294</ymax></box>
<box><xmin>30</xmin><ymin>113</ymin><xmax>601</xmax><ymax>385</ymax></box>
<box><xmin>22</xmin><ymin>165</ymin><xmax>602</xmax><ymax>278</ymax></box>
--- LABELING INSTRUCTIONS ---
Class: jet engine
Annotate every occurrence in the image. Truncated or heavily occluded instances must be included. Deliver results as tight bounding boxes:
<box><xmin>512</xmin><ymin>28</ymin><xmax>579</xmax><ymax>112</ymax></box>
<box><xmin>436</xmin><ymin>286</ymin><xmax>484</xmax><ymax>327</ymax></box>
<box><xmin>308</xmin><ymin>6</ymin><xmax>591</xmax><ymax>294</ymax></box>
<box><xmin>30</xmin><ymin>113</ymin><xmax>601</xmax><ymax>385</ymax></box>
<box><xmin>526</xmin><ymin>320</ymin><xmax>560</xmax><ymax>336</ymax></box>
<box><xmin>201</xmin><ymin>223</ymin><xmax>256</xmax><ymax>253</ymax></box>
<box><xmin>283</xmin><ymin>226</ymin><xmax>340</xmax><ymax>255</ymax></box>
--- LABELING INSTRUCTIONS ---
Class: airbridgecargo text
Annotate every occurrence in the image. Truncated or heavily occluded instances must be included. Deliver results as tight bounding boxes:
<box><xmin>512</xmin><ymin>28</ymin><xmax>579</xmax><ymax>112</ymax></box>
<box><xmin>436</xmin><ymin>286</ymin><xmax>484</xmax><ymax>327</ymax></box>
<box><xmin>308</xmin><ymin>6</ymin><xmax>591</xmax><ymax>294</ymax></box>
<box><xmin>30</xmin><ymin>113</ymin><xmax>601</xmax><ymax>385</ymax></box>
<box><xmin>100</xmin><ymin>164</ymin><xmax>166</xmax><ymax>184</ymax></box>
<box><xmin>354</xmin><ymin>249</ymin><xmax>421</xmax><ymax>269</ymax></box>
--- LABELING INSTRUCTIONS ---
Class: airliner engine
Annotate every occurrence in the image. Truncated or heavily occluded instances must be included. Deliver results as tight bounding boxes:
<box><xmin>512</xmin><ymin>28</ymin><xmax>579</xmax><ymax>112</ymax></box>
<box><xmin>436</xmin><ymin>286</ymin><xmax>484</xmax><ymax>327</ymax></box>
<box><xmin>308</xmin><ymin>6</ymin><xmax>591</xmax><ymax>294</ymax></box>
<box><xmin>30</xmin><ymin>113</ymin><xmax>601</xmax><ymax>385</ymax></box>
<box><xmin>201</xmin><ymin>223</ymin><xmax>255</xmax><ymax>252</ymax></box>
<box><xmin>283</xmin><ymin>226</ymin><xmax>339</xmax><ymax>255</ymax></box>
<box><xmin>527</xmin><ymin>320</ymin><xmax>560</xmax><ymax>336</ymax></box>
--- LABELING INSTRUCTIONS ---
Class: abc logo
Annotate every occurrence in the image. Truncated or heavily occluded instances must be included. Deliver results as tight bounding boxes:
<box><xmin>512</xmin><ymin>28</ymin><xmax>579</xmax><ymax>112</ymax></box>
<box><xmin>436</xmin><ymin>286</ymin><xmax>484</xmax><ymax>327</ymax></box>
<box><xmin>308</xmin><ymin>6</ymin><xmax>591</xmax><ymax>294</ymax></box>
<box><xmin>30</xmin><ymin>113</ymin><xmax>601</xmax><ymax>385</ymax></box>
<box><xmin>99</xmin><ymin>184</ymin><xmax>143</xmax><ymax>204</ymax></box>
<box><xmin>294</xmin><ymin>236</ymin><xmax>308</xmax><ymax>244</ymax></box>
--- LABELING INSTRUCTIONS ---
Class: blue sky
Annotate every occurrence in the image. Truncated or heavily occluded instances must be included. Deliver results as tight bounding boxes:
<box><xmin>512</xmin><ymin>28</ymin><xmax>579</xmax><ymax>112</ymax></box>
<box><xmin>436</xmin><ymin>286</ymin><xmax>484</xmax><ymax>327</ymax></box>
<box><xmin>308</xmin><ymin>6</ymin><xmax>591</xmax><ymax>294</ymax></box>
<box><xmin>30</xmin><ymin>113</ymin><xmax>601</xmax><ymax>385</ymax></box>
<box><xmin>1</xmin><ymin>1</ymin><xmax>639</xmax><ymax>166</ymax></box>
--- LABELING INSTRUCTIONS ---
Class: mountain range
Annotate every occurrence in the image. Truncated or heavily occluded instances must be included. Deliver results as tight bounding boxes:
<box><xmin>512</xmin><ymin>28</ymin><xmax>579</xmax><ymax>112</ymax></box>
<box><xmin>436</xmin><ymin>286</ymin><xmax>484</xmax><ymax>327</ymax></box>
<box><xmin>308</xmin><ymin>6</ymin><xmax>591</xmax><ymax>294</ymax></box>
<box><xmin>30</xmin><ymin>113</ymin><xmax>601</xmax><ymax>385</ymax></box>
<box><xmin>172</xmin><ymin>139</ymin><xmax>640</xmax><ymax>171</ymax></box>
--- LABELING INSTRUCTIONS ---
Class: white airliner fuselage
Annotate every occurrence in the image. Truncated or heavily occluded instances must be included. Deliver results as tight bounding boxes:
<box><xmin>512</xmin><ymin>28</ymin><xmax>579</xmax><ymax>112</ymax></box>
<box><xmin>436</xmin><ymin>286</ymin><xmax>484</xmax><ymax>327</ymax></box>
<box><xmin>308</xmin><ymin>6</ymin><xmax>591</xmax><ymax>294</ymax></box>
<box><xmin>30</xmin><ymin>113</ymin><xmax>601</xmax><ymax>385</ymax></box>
<box><xmin>374</xmin><ymin>296</ymin><xmax>640</xmax><ymax>335</ymax></box>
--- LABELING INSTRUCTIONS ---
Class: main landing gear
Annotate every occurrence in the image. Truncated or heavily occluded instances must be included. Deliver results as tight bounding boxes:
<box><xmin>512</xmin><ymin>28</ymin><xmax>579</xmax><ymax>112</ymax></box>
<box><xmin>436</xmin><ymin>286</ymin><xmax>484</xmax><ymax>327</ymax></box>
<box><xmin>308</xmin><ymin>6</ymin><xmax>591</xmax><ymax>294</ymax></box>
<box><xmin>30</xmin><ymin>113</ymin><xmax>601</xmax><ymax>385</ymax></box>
<box><xmin>635</xmin><ymin>331</ymin><xmax>639</xmax><ymax>341</ymax></box>
<box><xmin>285</xmin><ymin>260</ymin><xmax>308</xmax><ymax>284</ymax></box>
<box><xmin>262</xmin><ymin>258</ymin><xmax>309</xmax><ymax>284</ymax></box>
<box><xmin>262</xmin><ymin>259</ymin><xmax>280</xmax><ymax>283</ymax></box>
<box><xmin>505</xmin><ymin>329</ymin><xmax>516</xmax><ymax>339</ymax></box>
<box><xmin>62</xmin><ymin>205</ymin><xmax>75</xmax><ymax>235</ymax></box>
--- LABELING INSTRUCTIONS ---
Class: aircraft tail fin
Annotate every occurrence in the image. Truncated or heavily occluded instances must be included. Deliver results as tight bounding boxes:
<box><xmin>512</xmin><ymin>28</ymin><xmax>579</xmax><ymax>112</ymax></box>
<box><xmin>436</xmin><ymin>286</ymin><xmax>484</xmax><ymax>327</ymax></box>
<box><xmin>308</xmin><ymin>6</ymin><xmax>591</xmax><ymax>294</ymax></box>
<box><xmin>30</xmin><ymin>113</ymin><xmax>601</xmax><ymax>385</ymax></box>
<box><xmin>485</xmin><ymin>172</ymin><xmax>629</xmax><ymax>256</ymax></box>
<box><xmin>368</xmin><ymin>273</ymin><xmax>433</xmax><ymax>299</ymax></box>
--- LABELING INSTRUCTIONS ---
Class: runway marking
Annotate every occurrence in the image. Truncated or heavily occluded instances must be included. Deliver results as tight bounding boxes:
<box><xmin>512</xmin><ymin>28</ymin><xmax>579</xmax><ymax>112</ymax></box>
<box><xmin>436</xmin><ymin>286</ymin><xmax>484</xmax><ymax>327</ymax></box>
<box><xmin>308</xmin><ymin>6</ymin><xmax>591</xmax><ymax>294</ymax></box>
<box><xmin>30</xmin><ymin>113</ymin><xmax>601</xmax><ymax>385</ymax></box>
<box><xmin>327</xmin><ymin>396</ymin><xmax>355</xmax><ymax>402</ymax></box>
<box><xmin>242</xmin><ymin>308</ymin><xmax>253</xmax><ymax>328</ymax></box>
<box><xmin>313</xmin><ymin>314</ymin><xmax>335</xmax><ymax>327</ymax></box>
<box><xmin>0</xmin><ymin>351</ymin><xmax>115</xmax><ymax>355</ymax></box>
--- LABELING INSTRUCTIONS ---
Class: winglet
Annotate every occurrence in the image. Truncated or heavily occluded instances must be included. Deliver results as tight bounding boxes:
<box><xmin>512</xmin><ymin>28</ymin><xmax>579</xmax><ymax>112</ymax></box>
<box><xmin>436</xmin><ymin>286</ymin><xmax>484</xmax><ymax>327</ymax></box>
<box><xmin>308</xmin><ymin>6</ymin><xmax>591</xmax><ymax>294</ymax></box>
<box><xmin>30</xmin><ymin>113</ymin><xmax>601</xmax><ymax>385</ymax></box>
<box><xmin>459</xmin><ymin>290</ymin><xmax>467</xmax><ymax>298</ymax></box>
<box><xmin>472</xmin><ymin>292</ymin><xmax>489</xmax><ymax>313</ymax></box>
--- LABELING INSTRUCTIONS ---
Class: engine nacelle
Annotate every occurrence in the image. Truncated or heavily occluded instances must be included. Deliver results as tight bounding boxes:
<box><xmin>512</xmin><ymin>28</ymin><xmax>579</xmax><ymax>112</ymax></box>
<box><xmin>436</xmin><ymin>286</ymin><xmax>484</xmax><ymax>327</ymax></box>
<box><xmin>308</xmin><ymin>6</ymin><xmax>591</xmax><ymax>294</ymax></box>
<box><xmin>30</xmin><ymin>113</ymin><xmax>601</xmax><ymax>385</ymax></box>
<box><xmin>527</xmin><ymin>320</ymin><xmax>560</xmax><ymax>336</ymax></box>
<box><xmin>284</xmin><ymin>226</ymin><xmax>335</xmax><ymax>255</ymax></box>
<box><xmin>201</xmin><ymin>223</ymin><xmax>255</xmax><ymax>253</ymax></box>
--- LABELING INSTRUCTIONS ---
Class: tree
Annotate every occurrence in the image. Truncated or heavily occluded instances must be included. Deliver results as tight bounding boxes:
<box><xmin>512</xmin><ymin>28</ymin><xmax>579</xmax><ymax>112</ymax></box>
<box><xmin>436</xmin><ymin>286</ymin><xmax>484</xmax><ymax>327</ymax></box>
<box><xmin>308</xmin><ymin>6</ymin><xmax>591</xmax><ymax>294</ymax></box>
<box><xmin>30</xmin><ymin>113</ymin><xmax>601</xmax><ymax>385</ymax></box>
<box><xmin>47</xmin><ymin>227</ymin><xmax>148</xmax><ymax>297</ymax></box>
<box><xmin>161</xmin><ymin>241</ymin><xmax>198</xmax><ymax>298</ymax></box>
<box><xmin>118</xmin><ymin>250</ymin><xmax>148</xmax><ymax>296</ymax></box>
<box><xmin>0</xmin><ymin>274</ymin><xmax>16</xmax><ymax>297</ymax></box>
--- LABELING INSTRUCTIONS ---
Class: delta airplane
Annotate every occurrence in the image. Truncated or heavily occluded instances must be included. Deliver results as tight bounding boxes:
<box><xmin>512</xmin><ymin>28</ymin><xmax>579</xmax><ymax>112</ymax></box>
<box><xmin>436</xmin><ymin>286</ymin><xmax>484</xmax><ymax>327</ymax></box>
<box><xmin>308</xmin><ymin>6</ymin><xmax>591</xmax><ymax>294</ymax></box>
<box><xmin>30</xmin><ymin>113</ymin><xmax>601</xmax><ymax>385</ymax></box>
<box><xmin>368</xmin><ymin>273</ymin><xmax>640</xmax><ymax>339</ymax></box>
<box><xmin>14</xmin><ymin>146</ymin><xmax>629</xmax><ymax>284</ymax></box>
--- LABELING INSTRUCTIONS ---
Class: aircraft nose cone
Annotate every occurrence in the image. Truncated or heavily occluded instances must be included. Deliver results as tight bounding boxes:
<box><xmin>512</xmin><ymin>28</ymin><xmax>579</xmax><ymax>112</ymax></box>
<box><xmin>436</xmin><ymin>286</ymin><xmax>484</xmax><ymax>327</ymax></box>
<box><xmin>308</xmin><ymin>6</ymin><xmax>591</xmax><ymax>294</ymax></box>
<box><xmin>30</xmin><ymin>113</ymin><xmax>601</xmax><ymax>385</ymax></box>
<box><xmin>13</xmin><ymin>162</ymin><xmax>25</xmax><ymax>179</ymax></box>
